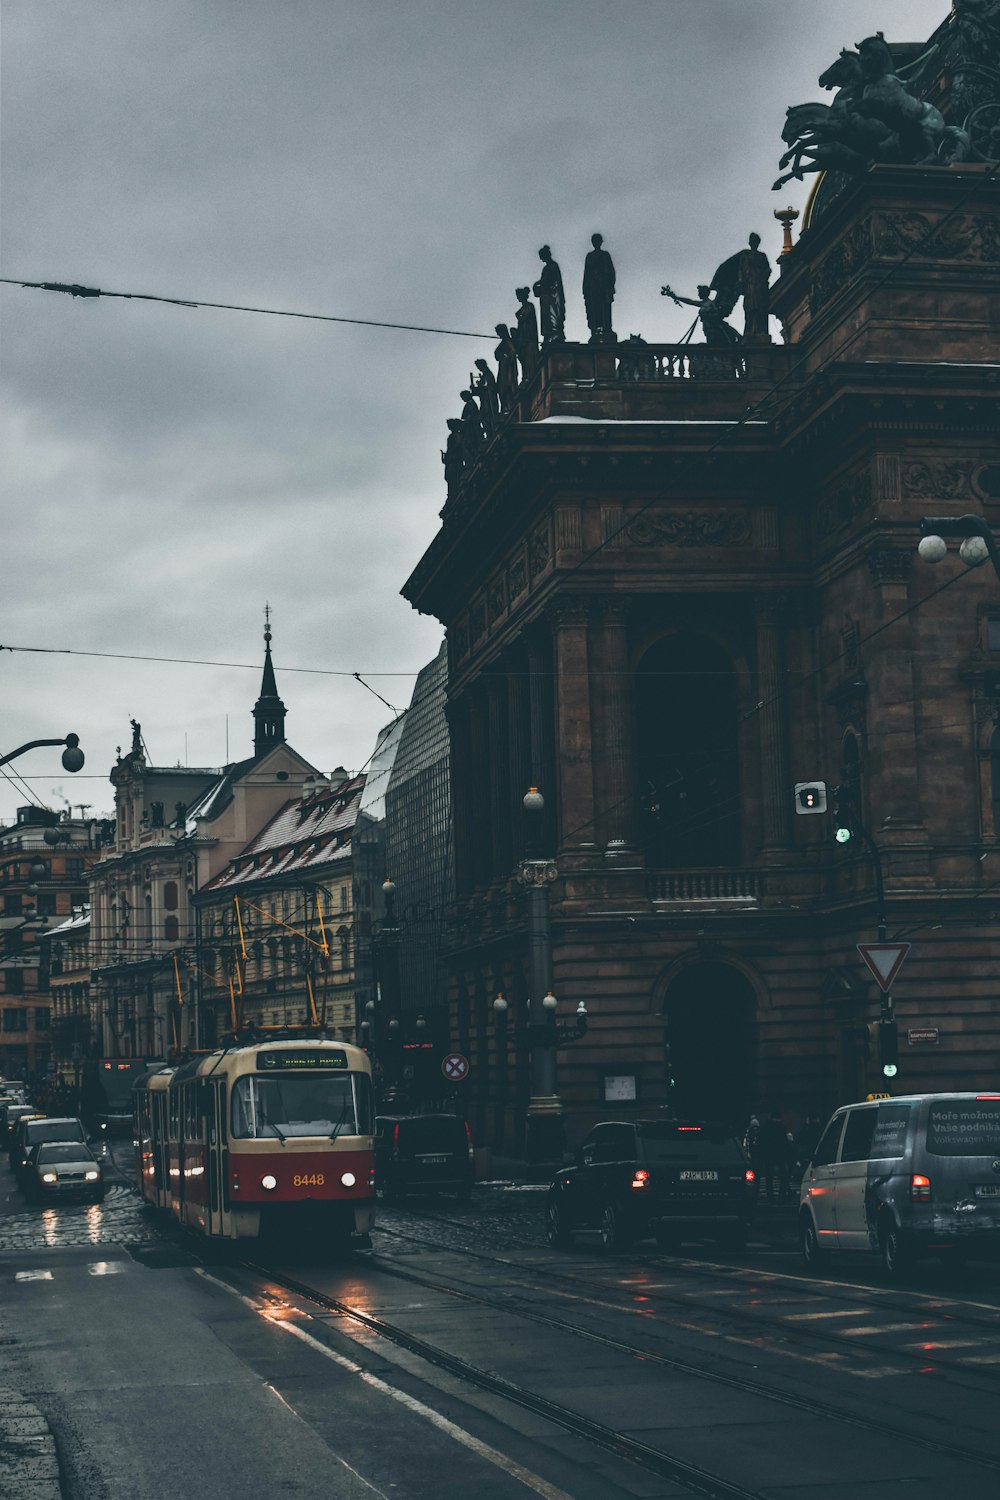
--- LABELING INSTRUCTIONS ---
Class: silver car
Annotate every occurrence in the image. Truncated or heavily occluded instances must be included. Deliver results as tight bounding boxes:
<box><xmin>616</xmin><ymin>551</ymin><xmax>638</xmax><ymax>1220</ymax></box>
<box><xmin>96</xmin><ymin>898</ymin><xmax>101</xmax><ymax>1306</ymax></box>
<box><xmin>24</xmin><ymin>1142</ymin><xmax>105</xmax><ymax>1204</ymax></box>
<box><xmin>799</xmin><ymin>1092</ymin><xmax>1000</xmax><ymax>1277</ymax></box>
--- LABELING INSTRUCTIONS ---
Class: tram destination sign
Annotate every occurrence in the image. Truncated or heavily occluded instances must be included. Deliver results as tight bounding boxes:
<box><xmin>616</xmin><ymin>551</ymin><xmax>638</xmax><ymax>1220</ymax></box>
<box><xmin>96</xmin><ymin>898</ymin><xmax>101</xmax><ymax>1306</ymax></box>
<box><xmin>256</xmin><ymin>1048</ymin><xmax>348</xmax><ymax>1071</ymax></box>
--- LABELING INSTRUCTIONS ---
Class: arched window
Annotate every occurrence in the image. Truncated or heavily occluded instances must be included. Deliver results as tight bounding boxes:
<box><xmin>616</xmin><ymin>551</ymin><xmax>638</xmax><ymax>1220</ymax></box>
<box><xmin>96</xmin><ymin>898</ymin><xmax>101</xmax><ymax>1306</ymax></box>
<box><xmin>164</xmin><ymin>915</ymin><xmax>179</xmax><ymax>942</ymax></box>
<box><xmin>634</xmin><ymin>633</ymin><xmax>741</xmax><ymax>866</ymax></box>
<box><xmin>164</xmin><ymin>881</ymin><xmax>179</xmax><ymax>911</ymax></box>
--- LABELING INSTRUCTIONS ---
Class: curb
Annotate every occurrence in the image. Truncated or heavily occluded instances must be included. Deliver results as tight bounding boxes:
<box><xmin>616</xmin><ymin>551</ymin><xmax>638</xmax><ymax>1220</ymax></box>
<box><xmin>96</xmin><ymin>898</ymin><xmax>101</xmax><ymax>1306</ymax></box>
<box><xmin>0</xmin><ymin>1388</ymin><xmax>62</xmax><ymax>1499</ymax></box>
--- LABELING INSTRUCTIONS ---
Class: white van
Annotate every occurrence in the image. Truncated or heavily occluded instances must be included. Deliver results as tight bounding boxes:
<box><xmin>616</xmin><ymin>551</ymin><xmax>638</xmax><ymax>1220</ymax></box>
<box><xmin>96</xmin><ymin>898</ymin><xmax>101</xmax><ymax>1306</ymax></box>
<box><xmin>799</xmin><ymin>1092</ymin><xmax>1000</xmax><ymax>1277</ymax></box>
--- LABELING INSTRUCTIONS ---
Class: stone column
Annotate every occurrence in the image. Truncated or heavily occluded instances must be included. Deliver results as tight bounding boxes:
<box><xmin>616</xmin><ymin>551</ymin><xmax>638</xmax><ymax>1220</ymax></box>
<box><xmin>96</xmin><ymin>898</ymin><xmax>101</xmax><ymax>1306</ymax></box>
<box><xmin>551</xmin><ymin>597</ymin><xmax>596</xmax><ymax>856</ymax></box>
<box><xmin>755</xmin><ymin>594</ymin><xmax>792</xmax><ymax>854</ymax></box>
<box><xmin>507</xmin><ymin>648</ymin><xmax>531</xmax><ymax>860</ymax></box>
<box><xmin>593</xmin><ymin>598</ymin><xmax>635</xmax><ymax>854</ymax></box>
<box><xmin>487</xmin><ymin>671</ymin><xmax>511</xmax><ymax>878</ymax></box>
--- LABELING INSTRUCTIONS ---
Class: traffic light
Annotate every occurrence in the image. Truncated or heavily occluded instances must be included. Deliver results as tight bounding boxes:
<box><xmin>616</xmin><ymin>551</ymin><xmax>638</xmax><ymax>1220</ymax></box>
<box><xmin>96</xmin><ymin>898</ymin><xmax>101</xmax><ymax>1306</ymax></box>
<box><xmin>878</xmin><ymin>1019</ymin><xmax>899</xmax><ymax>1079</ymax></box>
<box><xmin>833</xmin><ymin>787</ymin><xmax>855</xmax><ymax>844</ymax></box>
<box><xmin>794</xmin><ymin>781</ymin><xmax>827</xmax><ymax>814</ymax></box>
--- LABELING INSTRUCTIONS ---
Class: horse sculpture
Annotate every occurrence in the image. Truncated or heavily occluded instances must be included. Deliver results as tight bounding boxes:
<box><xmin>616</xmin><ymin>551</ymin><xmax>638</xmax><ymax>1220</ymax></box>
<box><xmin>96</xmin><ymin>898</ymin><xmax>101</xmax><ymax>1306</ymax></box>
<box><xmin>774</xmin><ymin>33</ymin><xmax>969</xmax><ymax>190</ymax></box>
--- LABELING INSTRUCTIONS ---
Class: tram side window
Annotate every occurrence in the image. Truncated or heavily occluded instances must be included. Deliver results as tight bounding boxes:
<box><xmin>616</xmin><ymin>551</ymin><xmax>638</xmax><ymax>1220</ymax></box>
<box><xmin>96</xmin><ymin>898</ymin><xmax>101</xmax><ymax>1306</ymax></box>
<box><xmin>354</xmin><ymin>1074</ymin><xmax>373</xmax><ymax>1136</ymax></box>
<box><xmin>169</xmin><ymin>1089</ymin><xmax>180</xmax><ymax>1140</ymax></box>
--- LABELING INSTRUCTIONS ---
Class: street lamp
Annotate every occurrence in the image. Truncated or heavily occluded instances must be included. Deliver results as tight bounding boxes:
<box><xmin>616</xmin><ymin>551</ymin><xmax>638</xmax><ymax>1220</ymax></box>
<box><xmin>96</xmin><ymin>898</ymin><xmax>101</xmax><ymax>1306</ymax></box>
<box><xmin>0</xmin><ymin>733</ymin><xmax>84</xmax><ymax>774</ymax></box>
<box><xmin>918</xmin><ymin>515</ymin><xmax>1000</xmax><ymax>582</ymax></box>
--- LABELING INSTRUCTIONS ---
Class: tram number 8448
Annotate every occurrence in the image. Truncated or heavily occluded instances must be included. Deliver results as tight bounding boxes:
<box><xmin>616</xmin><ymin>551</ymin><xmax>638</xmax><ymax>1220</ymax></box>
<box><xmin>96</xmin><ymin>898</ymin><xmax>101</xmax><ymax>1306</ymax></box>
<box><xmin>294</xmin><ymin>1172</ymin><xmax>326</xmax><ymax>1187</ymax></box>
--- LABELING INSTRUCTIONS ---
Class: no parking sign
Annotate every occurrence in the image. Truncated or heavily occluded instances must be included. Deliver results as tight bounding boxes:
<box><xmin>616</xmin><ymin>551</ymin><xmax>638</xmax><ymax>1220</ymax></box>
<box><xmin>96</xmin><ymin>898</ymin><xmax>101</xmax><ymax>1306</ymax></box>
<box><xmin>441</xmin><ymin>1053</ymin><xmax>470</xmax><ymax>1083</ymax></box>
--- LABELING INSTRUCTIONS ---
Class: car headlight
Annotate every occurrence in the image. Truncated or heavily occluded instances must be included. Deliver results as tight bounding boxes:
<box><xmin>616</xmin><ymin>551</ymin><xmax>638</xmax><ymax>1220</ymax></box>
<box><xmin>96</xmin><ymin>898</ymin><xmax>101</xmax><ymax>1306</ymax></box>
<box><xmin>41</xmin><ymin>1172</ymin><xmax>57</xmax><ymax>1183</ymax></box>
<box><xmin>85</xmin><ymin>1171</ymin><xmax>100</xmax><ymax>1181</ymax></box>
<box><xmin>261</xmin><ymin>1174</ymin><xmax>277</xmax><ymax>1191</ymax></box>
<box><xmin>340</xmin><ymin>1172</ymin><xmax>356</xmax><ymax>1188</ymax></box>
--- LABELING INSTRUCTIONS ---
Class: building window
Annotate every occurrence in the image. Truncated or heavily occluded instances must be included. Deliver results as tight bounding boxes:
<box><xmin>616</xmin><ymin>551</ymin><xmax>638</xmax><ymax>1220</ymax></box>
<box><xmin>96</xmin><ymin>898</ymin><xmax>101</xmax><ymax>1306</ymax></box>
<box><xmin>340</xmin><ymin>886</ymin><xmax>349</xmax><ymax>912</ymax></box>
<box><xmin>5</xmin><ymin>970</ymin><xmax>24</xmax><ymax>995</ymax></box>
<box><xmin>164</xmin><ymin>915</ymin><xmax>180</xmax><ymax>942</ymax></box>
<box><xmin>66</xmin><ymin>858</ymin><xmax>84</xmax><ymax>879</ymax></box>
<box><xmin>4</xmin><ymin>892</ymin><xmax>23</xmax><ymax>916</ymax></box>
<box><xmin>2</xmin><ymin>1007</ymin><xmax>28</xmax><ymax>1031</ymax></box>
<box><xmin>34</xmin><ymin>1007</ymin><xmax>50</xmax><ymax>1031</ymax></box>
<box><xmin>164</xmin><ymin>881</ymin><xmax>179</xmax><ymax>911</ymax></box>
<box><xmin>36</xmin><ymin>893</ymin><xmax>57</xmax><ymax>916</ymax></box>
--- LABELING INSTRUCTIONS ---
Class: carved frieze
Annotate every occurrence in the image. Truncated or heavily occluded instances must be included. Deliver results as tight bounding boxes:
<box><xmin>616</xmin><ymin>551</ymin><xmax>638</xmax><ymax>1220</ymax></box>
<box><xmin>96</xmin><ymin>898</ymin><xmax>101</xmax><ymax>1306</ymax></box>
<box><xmin>601</xmin><ymin>503</ymin><xmax>625</xmax><ymax>549</ymax></box>
<box><xmin>901</xmin><ymin>459</ymin><xmax>973</xmax><ymax>499</ymax></box>
<box><xmin>874</xmin><ymin>212</ymin><xmax>1000</xmax><ymax>262</ymax></box>
<box><xmin>624</xmin><ymin>510</ymin><xmax>752</xmax><ymax>548</ymax></box>
<box><xmin>809</xmin><ymin>218</ymin><xmax>874</xmax><ymax>315</ymax></box>
<box><xmin>488</xmin><ymin>576</ymin><xmax>507</xmax><ymax>623</ymax></box>
<box><xmin>817</xmin><ymin>468</ymin><xmax>872</xmax><ymax>536</ymax></box>
<box><xmin>529</xmin><ymin>525</ymin><xmax>551</xmax><ymax>577</ymax></box>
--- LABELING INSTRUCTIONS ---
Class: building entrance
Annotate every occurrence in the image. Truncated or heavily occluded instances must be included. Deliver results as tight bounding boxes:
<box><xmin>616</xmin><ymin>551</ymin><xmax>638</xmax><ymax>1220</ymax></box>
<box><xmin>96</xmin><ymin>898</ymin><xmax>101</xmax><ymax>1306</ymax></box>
<box><xmin>664</xmin><ymin>961</ymin><xmax>756</xmax><ymax>1128</ymax></box>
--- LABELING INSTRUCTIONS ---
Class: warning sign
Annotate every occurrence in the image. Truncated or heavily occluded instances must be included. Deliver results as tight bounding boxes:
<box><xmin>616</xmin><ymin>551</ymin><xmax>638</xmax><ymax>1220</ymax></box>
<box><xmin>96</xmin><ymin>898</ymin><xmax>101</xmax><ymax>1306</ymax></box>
<box><xmin>441</xmin><ymin>1053</ymin><xmax>470</xmax><ymax>1082</ymax></box>
<box><xmin>857</xmin><ymin>942</ymin><xmax>910</xmax><ymax>993</ymax></box>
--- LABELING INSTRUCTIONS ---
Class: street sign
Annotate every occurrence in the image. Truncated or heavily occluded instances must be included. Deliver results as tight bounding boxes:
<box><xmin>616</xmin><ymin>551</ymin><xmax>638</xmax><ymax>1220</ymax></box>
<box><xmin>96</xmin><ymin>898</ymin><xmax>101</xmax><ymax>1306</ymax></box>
<box><xmin>441</xmin><ymin>1052</ymin><xmax>470</xmax><ymax>1082</ymax></box>
<box><xmin>857</xmin><ymin>942</ymin><xmax>910</xmax><ymax>993</ymax></box>
<box><xmin>908</xmin><ymin>1027</ymin><xmax>939</xmax><ymax>1046</ymax></box>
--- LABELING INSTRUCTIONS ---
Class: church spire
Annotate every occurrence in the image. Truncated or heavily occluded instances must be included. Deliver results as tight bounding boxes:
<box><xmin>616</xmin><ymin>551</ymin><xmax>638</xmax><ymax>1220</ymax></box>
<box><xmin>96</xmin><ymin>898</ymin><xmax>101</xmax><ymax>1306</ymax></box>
<box><xmin>253</xmin><ymin>604</ymin><xmax>287</xmax><ymax>758</ymax></box>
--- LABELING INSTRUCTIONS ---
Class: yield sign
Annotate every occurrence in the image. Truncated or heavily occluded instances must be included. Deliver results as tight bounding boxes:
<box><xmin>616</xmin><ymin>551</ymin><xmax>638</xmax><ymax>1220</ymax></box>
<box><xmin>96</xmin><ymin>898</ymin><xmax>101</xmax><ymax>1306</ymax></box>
<box><xmin>857</xmin><ymin>942</ymin><xmax>910</xmax><ymax>993</ymax></box>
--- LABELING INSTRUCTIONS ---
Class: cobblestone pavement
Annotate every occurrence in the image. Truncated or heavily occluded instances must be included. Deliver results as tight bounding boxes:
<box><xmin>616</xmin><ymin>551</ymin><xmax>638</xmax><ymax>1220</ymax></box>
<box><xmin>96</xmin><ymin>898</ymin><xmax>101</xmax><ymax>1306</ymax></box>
<box><xmin>0</xmin><ymin>1184</ymin><xmax>164</xmax><ymax>1252</ymax></box>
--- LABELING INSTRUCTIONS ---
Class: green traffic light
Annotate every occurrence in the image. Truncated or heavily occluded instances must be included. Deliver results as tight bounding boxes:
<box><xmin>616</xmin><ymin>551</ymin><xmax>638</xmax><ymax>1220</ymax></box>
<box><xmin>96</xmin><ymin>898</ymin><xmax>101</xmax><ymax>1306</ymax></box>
<box><xmin>835</xmin><ymin>826</ymin><xmax>853</xmax><ymax>844</ymax></box>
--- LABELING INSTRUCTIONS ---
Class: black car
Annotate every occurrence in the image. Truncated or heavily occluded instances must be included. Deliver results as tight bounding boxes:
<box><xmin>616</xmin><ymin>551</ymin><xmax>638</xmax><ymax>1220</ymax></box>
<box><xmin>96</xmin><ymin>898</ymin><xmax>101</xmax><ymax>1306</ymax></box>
<box><xmin>546</xmin><ymin>1119</ymin><xmax>757</xmax><ymax>1252</ymax></box>
<box><xmin>375</xmin><ymin>1114</ymin><xmax>474</xmax><ymax>1201</ymax></box>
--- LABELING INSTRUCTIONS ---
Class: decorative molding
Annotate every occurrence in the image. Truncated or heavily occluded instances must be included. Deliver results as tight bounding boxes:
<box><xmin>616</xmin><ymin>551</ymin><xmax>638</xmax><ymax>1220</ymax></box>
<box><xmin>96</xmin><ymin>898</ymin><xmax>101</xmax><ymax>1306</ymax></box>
<box><xmin>624</xmin><ymin>510</ymin><xmax>752</xmax><ymax>549</ymax></box>
<box><xmin>755</xmin><ymin>508</ymin><xmax>779</xmax><ymax>550</ymax></box>
<box><xmin>874</xmin><ymin>211</ymin><xmax>1000</xmax><ymax>263</ymax></box>
<box><xmin>901</xmin><ymin>459</ymin><xmax>973</xmax><ymax>499</ymax></box>
<box><xmin>451</xmin><ymin>622</ymin><xmax>469</xmax><ymax>661</ymax></box>
<box><xmin>469</xmin><ymin>602</ymin><xmax>486</xmax><ymax>642</ymax></box>
<box><xmin>873</xmin><ymin>453</ymin><xmax>901</xmax><ymax>505</ymax></box>
<box><xmin>809</xmin><ymin>217</ymin><xmax>873</xmax><ymax>315</ymax></box>
<box><xmin>555</xmin><ymin>505</ymin><xmax>582</xmax><ymax>553</ymax></box>
<box><xmin>601</xmin><ymin>502</ymin><xmax>625</xmax><ymax>549</ymax></box>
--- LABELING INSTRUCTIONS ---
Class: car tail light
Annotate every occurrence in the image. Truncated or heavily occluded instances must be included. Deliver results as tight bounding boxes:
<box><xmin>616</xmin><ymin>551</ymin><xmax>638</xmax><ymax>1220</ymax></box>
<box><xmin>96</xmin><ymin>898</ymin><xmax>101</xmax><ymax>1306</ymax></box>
<box><xmin>911</xmin><ymin>1174</ymin><xmax>931</xmax><ymax>1203</ymax></box>
<box><xmin>678</xmin><ymin>1126</ymin><xmax>701</xmax><ymax>1133</ymax></box>
<box><xmin>631</xmin><ymin>1169</ymin><xmax>651</xmax><ymax>1190</ymax></box>
<box><xmin>391</xmin><ymin>1124</ymin><xmax>400</xmax><ymax>1161</ymax></box>
<box><xmin>744</xmin><ymin>1169</ymin><xmax>756</xmax><ymax>1184</ymax></box>
<box><xmin>465</xmin><ymin>1120</ymin><xmax>474</xmax><ymax>1161</ymax></box>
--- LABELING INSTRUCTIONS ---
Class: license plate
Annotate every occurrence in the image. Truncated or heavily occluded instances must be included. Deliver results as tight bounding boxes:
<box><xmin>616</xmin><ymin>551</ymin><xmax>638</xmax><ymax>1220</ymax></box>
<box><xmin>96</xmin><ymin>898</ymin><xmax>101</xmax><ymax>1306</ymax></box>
<box><xmin>975</xmin><ymin>1184</ymin><xmax>1000</xmax><ymax>1198</ymax></box>
<box><xmin>419</xmin><ymin>1155</ymin><xmax>448</xmax><ymax>1165</ymax></box>
<box><xmin>679</xmin><ymin>1170</ymin><xmax>718</xmax><ymax>1181</ymax></box>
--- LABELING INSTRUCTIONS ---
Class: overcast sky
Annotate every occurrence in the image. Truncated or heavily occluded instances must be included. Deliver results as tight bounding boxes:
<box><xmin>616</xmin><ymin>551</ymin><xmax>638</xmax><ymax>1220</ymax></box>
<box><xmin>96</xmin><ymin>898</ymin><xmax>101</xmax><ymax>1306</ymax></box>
<box><xmin>1</xmin><ymin>0</ymin><xmax>949</xmax><ymax>825</ymax></box>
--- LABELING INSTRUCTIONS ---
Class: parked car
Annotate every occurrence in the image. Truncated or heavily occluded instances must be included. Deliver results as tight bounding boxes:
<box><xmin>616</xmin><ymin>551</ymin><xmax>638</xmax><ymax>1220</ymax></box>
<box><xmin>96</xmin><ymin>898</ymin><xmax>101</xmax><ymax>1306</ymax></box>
<box><xmin>375</xmin><ymin>1114</ymin><xmax>475</xmax><ymax>1201</ymax></box>
<box><xmin>22</xmin><ymin>1141</ymin><xmax>104</xmax><ymax>1204</ymax></box>
<box><xmin>11</xmin><ymin>1116</ymin><xmax>89</xmax><ymax>1182</ymax></box>
<box><xmin>546</xmin><ymin>1119</ymin><xmax>757</xmax><ymax>1252</ymax></box>
<box><xmin>799</xmin><ymin>1092</ymin><xmax>1000</xmax><ymax>1278</ymax></box>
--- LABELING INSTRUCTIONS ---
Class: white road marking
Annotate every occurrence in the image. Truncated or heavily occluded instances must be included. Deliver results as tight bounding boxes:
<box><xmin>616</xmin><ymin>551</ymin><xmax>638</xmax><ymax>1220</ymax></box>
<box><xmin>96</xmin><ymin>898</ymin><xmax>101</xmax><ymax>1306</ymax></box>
<box><xmin>263</xmin><ymin>1381</ymin><xmax>391</xmax><ymax>1498</ymax></box>
<box><xmin>783</xmin><ymin>1309</ymin><xmax>868</xmax><ymax>1321</ymax></box>
<box><xmin>901</xmin><ymin>1339</ymin><xmax>984</xmax><ymax>1351</ymax></box>
<box><xmin>88</xmin><ymin>1262</ymin><xmax>124</xmax><ymax>1276</ymax></box>
<box><xmin>15</xmin><ymin>1270</ymin><xmax>53</xmax><ymax>1281</ymax></box>
<box><xmin>195</xmin><ymin>1269</ymin><xmax>576</xmax><ymax>1500</ymax></box>
<box><xmin>836</xmin><ymin>1324</ymin><xmax>928</xmax><ymax>1336</ymax></box>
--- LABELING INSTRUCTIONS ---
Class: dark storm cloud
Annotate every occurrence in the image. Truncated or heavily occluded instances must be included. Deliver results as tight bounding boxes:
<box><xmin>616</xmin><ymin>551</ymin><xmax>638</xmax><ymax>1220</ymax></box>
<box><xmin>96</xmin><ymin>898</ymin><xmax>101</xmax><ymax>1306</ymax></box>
<box><xmin>1</xmin><ymin>0</ymin><xmax>949</xmax><ymax>817</ymax></box>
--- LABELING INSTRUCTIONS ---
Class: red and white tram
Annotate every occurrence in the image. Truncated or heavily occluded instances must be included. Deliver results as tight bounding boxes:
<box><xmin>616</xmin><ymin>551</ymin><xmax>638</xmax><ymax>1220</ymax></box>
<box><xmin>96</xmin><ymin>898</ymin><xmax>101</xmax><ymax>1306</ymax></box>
<box><xmin>133</xmin><ymin>1037</ymin><xmax>375</xmax><ymax>1245</ymax></box>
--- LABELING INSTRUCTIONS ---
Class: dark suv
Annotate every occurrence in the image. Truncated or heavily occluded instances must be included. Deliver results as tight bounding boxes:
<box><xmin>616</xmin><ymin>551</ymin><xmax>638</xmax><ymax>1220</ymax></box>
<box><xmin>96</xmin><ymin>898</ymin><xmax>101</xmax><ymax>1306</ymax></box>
<box><xmin>375</xmin><ymin>1114</ymin><xmax>475</xmax><ymax>1201</ymax></box>
<box><xmin>546</xmin><ymin>1120</ymin><xmax>756</xmax><ymax>1252</ymax></box>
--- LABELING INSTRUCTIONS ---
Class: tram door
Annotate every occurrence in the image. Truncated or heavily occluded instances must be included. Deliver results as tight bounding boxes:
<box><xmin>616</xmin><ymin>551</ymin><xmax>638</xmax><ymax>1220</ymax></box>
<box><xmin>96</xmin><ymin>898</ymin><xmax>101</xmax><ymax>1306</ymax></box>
<box><xmin>207</xmin><ymin>1079</ymin><xmax>229</xmax><ymax>1237</ymax></box>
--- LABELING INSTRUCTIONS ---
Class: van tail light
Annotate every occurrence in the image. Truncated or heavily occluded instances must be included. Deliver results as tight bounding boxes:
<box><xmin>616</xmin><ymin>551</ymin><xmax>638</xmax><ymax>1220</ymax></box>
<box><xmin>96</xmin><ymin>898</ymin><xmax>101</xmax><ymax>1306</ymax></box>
<box><xmin>631</xmin><ymin>1169</ymin><xmax>651</xmax><ymax>1191</ymax></box>
<box><xmin>391</xmin><ymin>1124</ymin><xmax>400</xmax><ymax>1161</ymax></box>
<box><xmin>744</xmin><ymin>1169</ymin><xmax>756</xmax><ymax>1184</ymax></box>
<box><xmin>465</xmin><ymin>1120</ymin><xmax>474</xmax><ymax>1161</ymax></box>
<box><xmin>911</xmin><ymin>1174</ymin><xmax>931</xmax><ymax>1203</ymax></box>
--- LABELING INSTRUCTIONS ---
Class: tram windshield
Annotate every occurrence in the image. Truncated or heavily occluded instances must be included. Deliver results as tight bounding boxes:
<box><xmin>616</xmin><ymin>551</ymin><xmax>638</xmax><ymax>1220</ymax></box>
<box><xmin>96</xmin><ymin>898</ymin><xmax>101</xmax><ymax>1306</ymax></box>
<box><xmin>230</xmin><ymin>1072</ymin><xmax>372</xmax><ymax>1140</ymax></box>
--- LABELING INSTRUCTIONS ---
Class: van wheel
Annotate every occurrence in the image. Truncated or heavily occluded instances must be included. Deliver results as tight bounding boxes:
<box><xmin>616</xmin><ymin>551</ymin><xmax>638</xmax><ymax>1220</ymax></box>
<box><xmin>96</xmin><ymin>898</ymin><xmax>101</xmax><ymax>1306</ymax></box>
<box><xmin>880</xmin><ymin>1220</ymin><xmax>911</xmax><ymax>1279</ymax></box>
<box><xmin>599</xmin><ymin>1202</ymin><xmax>631</xmax><ymax>1252</ymax></box>
<box><xmin>800</xmin><ymin>1215</ymin><xmax>829</xmax><ymax>1271</ymax></box>
<box><xmin>546</xmin><ymin>1200</ymin><xmax>572</xmax><ymax>1249</ymax></box>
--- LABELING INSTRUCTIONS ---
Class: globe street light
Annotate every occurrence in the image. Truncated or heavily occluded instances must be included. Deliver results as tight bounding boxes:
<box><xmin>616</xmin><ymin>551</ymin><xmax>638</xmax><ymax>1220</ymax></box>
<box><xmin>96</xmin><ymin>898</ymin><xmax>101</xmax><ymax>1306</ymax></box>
<box><xmin>0</xmin><ymin>733</ymin><xmax>85</xmax><ymax>774</ymax></box>
<box><xmin>918</xmin><ymin>515</ymin><xmax>1000</xmax><ymax>582</ymax></box>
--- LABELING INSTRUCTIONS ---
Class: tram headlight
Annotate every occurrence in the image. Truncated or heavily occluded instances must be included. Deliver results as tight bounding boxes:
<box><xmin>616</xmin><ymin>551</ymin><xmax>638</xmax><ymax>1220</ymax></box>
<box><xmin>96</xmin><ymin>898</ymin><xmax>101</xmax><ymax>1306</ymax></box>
<box><xmin>340</xmin><ymin>1172</ymin><xmax>356</xmax><ymax>1188</ymax></box>
<box><xmin>261</xmin><ymin>1174</ymin><xmax>278</xmax><ymax>1191</ymax></box>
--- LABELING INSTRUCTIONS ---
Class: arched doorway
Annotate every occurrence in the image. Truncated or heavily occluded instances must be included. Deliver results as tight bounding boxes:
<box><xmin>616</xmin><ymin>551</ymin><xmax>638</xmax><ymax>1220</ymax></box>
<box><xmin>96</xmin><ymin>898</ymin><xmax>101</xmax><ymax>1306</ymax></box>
<box><xmin>634</xmin><ymin>633</ymin><xmax>741</xmax><ymax>867</ymax></box>
<box><xmin>663</xmin><ymin>961</ymin><xmax>757</xmax><ymax>1127</ymax></box>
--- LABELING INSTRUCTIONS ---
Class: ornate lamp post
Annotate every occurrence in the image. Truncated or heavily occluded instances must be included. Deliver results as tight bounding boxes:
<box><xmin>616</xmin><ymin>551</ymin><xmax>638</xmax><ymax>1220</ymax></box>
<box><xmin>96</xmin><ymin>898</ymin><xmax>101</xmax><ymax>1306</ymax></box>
<box><xmin>0</xmin><ymin>734</ymin><xmax>84</xmax><ymax>774</ymax></box>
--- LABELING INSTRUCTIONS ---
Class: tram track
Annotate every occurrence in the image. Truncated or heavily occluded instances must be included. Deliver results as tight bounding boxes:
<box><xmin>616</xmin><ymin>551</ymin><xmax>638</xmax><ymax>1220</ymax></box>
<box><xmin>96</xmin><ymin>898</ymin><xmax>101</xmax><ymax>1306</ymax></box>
<box><xmin>373</xmin><ymin>1210</ymin><xmax>1000</xmax><ymax>1382</ymax></box>
<box><xmin>239</xmin><ymin>1240</ymin><xmax>1000</xmax><ymax>1491</ymax></box>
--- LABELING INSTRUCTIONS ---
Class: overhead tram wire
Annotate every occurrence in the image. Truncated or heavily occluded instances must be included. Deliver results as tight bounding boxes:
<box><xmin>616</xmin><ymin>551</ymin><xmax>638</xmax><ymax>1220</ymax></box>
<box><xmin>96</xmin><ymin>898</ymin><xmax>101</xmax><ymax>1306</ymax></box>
<box><xmin>0</xmin><ymin>277</ymin><xmax>494</xmax><ymax>342</ymax></box>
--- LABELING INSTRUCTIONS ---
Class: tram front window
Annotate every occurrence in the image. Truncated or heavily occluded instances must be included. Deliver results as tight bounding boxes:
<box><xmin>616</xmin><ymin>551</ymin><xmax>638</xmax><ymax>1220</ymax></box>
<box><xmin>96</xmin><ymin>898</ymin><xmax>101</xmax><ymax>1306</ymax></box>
<box><xmin>231</xmin><ymin>1074</ymin><xmax>370</xmax><ymax>1139</ymax></box>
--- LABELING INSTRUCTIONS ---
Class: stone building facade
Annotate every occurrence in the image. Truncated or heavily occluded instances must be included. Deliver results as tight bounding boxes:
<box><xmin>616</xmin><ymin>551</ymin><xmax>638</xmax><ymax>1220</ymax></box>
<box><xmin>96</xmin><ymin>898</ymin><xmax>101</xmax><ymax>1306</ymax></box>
<box><xmin>403</xmin><ymin>160</ymin><xmax>1000</xmax><ymax>1153</ymax></box>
